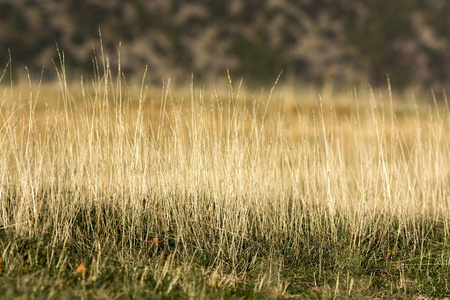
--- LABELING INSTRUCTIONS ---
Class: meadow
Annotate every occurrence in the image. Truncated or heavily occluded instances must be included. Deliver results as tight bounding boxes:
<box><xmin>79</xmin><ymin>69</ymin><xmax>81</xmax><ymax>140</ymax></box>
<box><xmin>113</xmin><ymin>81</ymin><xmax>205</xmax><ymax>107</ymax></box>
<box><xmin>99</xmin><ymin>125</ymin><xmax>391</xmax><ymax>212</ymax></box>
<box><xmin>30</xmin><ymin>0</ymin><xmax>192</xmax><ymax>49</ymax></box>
<box><xmin>0</xmin><ymin>55</ymin><xmax>449</xmax><ymax>299</ymax></box>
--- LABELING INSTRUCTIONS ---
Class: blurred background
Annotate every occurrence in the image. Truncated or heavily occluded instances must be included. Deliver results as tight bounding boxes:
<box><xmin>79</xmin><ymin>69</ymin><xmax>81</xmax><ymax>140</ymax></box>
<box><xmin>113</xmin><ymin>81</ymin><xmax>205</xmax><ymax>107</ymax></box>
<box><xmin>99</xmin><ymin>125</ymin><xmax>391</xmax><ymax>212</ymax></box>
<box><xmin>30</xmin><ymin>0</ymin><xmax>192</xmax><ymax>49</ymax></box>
<box><xmin>1</xmin><ymin>0</ymin><xmax>450</xmax><ymax>89</ymax></box>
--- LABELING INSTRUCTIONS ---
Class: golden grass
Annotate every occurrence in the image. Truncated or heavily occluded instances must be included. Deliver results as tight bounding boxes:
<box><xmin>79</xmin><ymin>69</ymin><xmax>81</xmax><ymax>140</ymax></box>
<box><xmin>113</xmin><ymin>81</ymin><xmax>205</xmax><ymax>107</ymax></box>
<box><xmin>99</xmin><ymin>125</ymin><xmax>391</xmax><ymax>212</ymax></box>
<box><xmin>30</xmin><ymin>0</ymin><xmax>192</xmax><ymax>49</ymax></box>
<box><xmin>1</xmin><ymin>70</ymin><xmax>449</xmax><ymax>236</ymax></box>
<box><xmin>0</xmin><ymin>58</ymin><xmax>449</xmax><ymax>297</ymax></box>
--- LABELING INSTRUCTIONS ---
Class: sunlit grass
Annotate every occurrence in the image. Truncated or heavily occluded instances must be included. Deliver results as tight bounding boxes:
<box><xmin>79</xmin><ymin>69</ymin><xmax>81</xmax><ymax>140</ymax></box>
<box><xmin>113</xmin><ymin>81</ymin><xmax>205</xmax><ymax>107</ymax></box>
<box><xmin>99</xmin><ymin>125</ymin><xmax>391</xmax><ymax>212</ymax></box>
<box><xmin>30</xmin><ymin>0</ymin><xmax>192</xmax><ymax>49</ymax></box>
<box><xmin>0</xmin><ymin>53</ymin><xmax>449</xmax><ymax>299</ymax></box>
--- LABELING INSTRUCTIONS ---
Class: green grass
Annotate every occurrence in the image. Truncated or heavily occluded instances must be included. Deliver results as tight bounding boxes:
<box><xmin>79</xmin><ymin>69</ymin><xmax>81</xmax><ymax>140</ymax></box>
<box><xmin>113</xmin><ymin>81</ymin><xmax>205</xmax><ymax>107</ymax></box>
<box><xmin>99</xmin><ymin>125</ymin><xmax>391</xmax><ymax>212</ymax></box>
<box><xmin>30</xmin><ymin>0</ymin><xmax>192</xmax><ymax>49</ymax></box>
<box><xmin>1</xmin><ymin>215</ymin><xmax>450</xmax><ymax>299</ymax></box>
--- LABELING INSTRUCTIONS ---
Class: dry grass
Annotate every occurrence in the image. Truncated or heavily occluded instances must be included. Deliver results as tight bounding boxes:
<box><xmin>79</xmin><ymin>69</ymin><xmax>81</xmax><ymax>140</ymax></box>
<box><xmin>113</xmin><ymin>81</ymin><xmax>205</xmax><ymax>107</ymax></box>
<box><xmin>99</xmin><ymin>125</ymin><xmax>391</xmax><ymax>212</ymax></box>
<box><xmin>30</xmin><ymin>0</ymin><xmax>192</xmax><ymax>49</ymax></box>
<box><xmin>0</xmin><ymin>56</ymin><xmax>449</xmax><ymax>299</ymax></box>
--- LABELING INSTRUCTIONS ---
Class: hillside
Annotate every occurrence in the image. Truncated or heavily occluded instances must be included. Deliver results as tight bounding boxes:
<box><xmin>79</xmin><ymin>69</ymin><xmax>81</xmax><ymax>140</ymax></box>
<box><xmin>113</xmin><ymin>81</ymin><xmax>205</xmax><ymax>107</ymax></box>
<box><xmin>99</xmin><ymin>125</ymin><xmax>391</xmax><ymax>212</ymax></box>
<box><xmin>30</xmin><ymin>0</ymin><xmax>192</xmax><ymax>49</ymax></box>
<box><xmin>1</xmin><ymin>0</ymin><xmax>450</xmax><ymax>88</ymax></box>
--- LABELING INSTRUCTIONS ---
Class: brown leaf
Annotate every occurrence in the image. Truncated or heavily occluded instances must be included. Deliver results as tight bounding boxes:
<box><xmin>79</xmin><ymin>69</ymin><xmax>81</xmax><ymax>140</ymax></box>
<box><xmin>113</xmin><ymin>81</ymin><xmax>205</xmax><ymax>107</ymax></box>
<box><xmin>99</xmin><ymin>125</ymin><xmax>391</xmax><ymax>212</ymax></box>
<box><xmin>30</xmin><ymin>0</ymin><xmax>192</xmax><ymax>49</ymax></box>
<box><xmin>149</xmin><ymin>237</ymin><xmax>163</xmax><ymax>245</ymax></box>
<box><xmin>385</xmin><ymin>251</ymin><xmax>392</xmax><ymax>261</ymax></box>
<box><xmin>66</xmin><ymin>277</ymin><xmax>76</xmax><ymax>285</ymax></box>
<box><xmin>293</xmin><ymin>245</ymin><xmax>303</xmax><ymax>252</ymax></box>
<box><xmin>76</xmin><ymin>264</ymin><xmax>87</xmax><ymax>278</ymax></box>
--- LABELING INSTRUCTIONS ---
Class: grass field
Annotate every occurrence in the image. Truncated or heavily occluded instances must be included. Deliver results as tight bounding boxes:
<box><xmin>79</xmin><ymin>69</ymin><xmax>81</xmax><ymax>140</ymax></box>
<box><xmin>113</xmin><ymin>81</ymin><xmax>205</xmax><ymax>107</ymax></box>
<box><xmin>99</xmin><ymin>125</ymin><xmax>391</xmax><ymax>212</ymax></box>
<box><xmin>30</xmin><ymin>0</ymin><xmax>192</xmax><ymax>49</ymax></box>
<box><xmin>0</xmin><ymin>57</ymin><xmax>449</xmax><ymax>299</ymax></box>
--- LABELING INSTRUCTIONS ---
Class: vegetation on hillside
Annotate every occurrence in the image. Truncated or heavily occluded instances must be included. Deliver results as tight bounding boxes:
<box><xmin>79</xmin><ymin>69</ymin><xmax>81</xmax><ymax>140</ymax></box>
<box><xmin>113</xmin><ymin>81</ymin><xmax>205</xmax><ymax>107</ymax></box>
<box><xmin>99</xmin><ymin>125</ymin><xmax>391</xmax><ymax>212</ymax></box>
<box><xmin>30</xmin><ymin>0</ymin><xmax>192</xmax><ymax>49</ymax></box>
<box><xmin>1</xmin><ymin>0</ymin><xmax>450</xmax><ymax>88</ymax></box>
